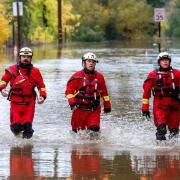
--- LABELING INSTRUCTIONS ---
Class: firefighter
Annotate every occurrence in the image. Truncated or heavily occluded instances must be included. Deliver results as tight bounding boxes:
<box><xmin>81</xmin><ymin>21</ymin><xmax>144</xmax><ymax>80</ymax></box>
<box><xmin>142</xmin><ymin>52</ymin><xmax>180</xmax><ymax>141</ymax></box>
<box><xmin>65</xmin><ymin>52</ymin><xmax>111</xmax><ymax>133</ymax></box>
<box><xmin>0</xmin><ymin>47</ymin><xmax>47</xmax><ymax>139</ymax></box>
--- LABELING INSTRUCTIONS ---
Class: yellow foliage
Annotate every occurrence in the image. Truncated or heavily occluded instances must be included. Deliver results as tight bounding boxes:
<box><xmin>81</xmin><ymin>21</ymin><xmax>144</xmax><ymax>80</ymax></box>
<box><xmin>29</xmin><ymin>26</ymin><xmax>54</xmax><ymax>44</ymax></box>
<box><xmin>62</xmin><ymin>1</ymin><xmax>80</xmax><ymax>39</ymax></box>
<box><xmin>0</xmin><ymin>3</ymin><xmax>10</xmax><ymax>45</ymax></box>
<box><xmin>29</xmin><ymin>0</ymin><xmax>79</xmax><ymax>42</ymax></box>
<box><xmin>44</xmin><ymin>0</ymin><xmax>57</xmax><ymax>30</ymax></box>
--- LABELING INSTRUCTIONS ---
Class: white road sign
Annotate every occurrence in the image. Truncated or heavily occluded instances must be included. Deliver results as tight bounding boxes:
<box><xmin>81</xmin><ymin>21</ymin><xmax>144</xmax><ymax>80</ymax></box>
<box><xmin>13</xmin><ymin>2</ymin><xmax>23</xmax><ymax>16</ymax></box>
<box><xmin>154</xmin><ymin>8</ymin><xmax>165</xmax><ymax>22</ymax></box>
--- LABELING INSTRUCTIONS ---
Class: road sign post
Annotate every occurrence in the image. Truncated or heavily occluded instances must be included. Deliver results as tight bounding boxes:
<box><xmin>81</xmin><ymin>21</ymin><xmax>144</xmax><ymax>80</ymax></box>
<box><xmin>154</xmin><ymin>8</ymin><xmax>165</xmax><ymax>53</ymax></box>
<box><xmin>12</xmin><ymin>1</ymin><xmax>23</xmax><ymax>56</ymax></box>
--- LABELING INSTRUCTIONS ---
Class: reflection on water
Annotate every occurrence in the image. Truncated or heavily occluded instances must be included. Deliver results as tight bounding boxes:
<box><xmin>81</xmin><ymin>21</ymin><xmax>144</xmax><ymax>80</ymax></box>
<box><xmin>7</xmin><ymin>143</ymin><xmax>180</xmax><ymax>179</ymax></box>
<box><xmin>0</xmin><ymin>42</ymin><xmax>180</xmax><ymax>179</ymax></box>
<box><xmin>2</xmin><ymin>143</ymin><xmax>180</xmax><ymax>179</ymax></box>
<box><xmin>10</xmin><ymin>145</ymin><xmax>35</xmax><ymax>180</ymax></box>
<box><xmin>131</xmin><ymin>152</ymin><xmax>180</xmax><ymax>179</ymax></box>
<box><xmin>68</xmin><ymin>144</ymin><xmax>138</xmax><ymax>180</ymax></box>
<box><xmin>70</xmin><ymin>145</ymin><xmax>101</xmax><ymax>179</ymax></box>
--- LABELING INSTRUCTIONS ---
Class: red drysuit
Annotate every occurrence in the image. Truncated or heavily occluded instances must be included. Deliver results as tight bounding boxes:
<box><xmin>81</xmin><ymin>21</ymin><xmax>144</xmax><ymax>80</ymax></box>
<box><xmin>142</xmin><ymin>68</ymin><xmax>180</xmax><ymax>129</ymax></box>
<box><xmin>0</xmin><ymin>64</ymin><xmax>47</xmax><ymax>125</ymax></box>
<box><xmin>65</xmin><ymin>69</ymin><xmax>111</xmax><ymax>131</ymax></box>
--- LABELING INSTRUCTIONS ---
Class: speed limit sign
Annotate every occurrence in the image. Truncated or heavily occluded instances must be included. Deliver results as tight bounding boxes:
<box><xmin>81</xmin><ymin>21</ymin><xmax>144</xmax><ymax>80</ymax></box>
<box><xmin>154</xmin><ymin>8</ymin><xmax>165</xmax><ymax>22</ymax></box>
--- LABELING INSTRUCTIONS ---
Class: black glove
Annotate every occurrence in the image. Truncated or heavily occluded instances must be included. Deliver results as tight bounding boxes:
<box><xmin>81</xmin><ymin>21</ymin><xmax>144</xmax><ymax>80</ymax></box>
<box><xmin>104</xmin><ymin>108</ymin><xmax>111</xmax><ymax>113</ymax></box>
<box><xmin>92</xmin><ymin>100</ymin><xmax>100</xmax><ymax>109</ymax></box>
<box><xmin>142</xmin><ymin>111</ymin><xmax>150</xmax><ymax>120</ymax></box>
<box><xmin>70</xmin><ymin>103</ymin><xmax>76</xmax><ymax>110</ymax></box>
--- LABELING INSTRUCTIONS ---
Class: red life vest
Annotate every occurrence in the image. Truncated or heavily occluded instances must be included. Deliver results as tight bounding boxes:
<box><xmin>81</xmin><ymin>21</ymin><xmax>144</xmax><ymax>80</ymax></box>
<box><xmin>7</xmin><ymin>65</ymin><xmax>36</xmax><ymax>103</ymax></box>
<box><xmin>71</xmin><ymin>71</ymin><xmax>100</xmax><ymax>110</ymax></box>
<box><xmin>153</xmin><ymin>69</ymin><xmax>179</xmax><ymax>98</ymax></box>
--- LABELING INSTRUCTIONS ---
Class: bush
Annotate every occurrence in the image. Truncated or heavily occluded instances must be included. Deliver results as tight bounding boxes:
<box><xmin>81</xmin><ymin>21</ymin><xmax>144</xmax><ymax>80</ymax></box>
<box><xmin>73</xmin><ymin>26</ymin><xmax>105</xmax><ymax>42</ymax></box>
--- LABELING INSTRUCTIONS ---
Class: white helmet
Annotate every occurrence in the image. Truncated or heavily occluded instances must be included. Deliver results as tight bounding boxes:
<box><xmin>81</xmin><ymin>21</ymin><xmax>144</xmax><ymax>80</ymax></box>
<box><xmin>82</xmin><ymin>52</ymin><xmax>98</xmax><ymax>63</ymax></box>
<box><xmin>157</xmin><ymin>51</ymin><xmax>171</xmax><ymax>64</ymax></box>
<box><xmin>19</xmin><ymin>47</ymin><xmax>33</xmax><ymax>56</ymax></box>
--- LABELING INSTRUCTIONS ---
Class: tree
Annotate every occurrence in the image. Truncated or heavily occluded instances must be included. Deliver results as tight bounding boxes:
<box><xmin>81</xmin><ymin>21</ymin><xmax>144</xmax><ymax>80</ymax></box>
<box><xmin>0</xmin><ymin>3</ymin><xmax>10</xmax><ymax>46</ymax></box>
<box><xmin>27</xmin><ymin>0</ymin><xmax>56</xmax><ymax>44</ymax></box>
<box><xmin>108</xmin><ymin>0</ymin><xmax>153</xmax><ymax>39</ymax></box>
<box><xmin>165</xmin><ymin>0</ymin><xmax>180</xmax><ymax>38</ymax></box>
<box><xmin>22</xmin><ymin>0</ymin><xmax>79</xmax><ymax>43</ymax></box>
<box><xmin>146</xmin><ymin>0</ymin><xmax>169</xmax><ymax>7</ymax></box>
<box><xmin>62</xmin><ymin>0</ymin><xmax>81</xmax><ymax>41</ymax></box>
<box><xmin>71</xmin><ymin>0</ymin><xmax>108</xmax><ymax>41</ymax></box>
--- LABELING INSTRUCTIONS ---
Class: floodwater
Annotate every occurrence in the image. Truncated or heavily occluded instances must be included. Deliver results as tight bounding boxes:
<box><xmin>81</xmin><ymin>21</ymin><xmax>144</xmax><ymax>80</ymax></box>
<box><xmin>0</xmin><ymin>41</ymin><xmax>180</xmax><ymax>179</ymax></box>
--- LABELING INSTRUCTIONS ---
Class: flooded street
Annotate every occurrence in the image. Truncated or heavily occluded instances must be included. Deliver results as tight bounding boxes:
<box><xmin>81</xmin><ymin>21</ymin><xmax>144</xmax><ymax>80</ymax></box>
<box><xmin>0</xmin><ymin>42</ymin><xmax>180</xmax><ymax>179</ymax></box>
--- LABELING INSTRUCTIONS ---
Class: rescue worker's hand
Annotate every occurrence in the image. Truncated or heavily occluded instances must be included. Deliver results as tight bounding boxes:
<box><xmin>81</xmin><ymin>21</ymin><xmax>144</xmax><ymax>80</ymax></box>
<box><xmin>37</xmin><ymin>96</ymin><xmax>45</xmax><ymax>104</ymax></box>
<box><xmin>142</xmin><ymin>111</ymin><xmax>150</xmax><ymax>120</ymax></box>
<box><xmin>1</xmin><ymin>89</ymin><xmax>9</xmax><ymax>97</ymax></box>
<box><xmin>72</xmin><ymin>106</ymin><xmax>77</xmax><ymax>111</ymax></box>
<box><xmin>70</xmin><ymin>103</ymin><xmax>77</xmax><ymax>111</ymax></box>
<box><xmin>104</xmin><ymin>108</ymin><xmax>111</xmax><ymax>113</ymax></box>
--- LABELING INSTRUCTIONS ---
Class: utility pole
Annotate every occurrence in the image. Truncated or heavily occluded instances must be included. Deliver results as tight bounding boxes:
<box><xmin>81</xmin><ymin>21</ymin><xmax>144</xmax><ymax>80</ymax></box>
<box><xmin>57</xmin><ymin>0</ymin><xmax>62</xmax><ymax>45</ymax></box>
<box><xmin>16</xmin><ymin>0</ymin><xmax>21</xmax><ymax>50</ymax></box>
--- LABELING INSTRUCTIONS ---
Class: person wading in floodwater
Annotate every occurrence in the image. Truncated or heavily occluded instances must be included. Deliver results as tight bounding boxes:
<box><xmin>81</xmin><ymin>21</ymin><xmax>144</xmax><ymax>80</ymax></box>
<box><xmin>0</xmin><ymin>47</ymin><xmax>47</xmax><ymax>139</ymax></box>
<box><xmin>65</xmin><ymin>52</ymin><xmax>111</xmax><ymax>137</ymax></box>
<box><xmin>142</xmin><ymin>52</ymin><xmax>180</xmax><ymax>141</ymax></box>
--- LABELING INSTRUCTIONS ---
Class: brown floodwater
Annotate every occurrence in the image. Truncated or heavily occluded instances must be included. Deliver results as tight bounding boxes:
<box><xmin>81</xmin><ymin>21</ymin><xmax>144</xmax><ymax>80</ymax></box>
<box><xmin>0</xmin><ymin>41</ymin><xmax>180</xmax><ymax>179</ymax></box>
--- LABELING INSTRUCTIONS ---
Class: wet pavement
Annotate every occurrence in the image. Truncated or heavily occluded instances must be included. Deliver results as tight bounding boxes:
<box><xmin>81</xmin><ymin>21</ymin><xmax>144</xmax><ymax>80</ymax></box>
<box><xmin>0</xmin><ymin>42</ymin><xmax>180</xmax><ymax>179</ymax></box>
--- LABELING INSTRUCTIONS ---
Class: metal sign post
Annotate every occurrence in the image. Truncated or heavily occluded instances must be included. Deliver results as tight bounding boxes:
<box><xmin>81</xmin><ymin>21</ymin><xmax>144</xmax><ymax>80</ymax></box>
<box><xmin>12</xmin><ymin>1</ymin><xmax>23</xmax><ymax>57</ymax></box>
<box><xmin>13</xmin><ymin>1</ymin><xmax>23</xmax><ymax>16</ymax></box>
<box><xmin>154</xmin><ymin>8</ymin><xmax>165</xmax><ymax>53</ymax></box>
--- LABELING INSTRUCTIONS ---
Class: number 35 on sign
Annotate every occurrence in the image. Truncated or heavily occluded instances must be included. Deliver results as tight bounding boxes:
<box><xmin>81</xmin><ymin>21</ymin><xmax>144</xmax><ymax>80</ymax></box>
<box><xmin>154</xmin><ymin>8</ymin><xmax>165</xmax><ymax>22</ymax></box>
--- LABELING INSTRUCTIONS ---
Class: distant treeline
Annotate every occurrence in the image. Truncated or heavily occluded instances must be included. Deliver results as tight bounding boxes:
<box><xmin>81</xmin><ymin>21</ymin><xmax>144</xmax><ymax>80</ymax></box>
<box><xmin>0</xmin><ymin>0</ymin><xmax>179</xmax><ymax>46</ymax></box>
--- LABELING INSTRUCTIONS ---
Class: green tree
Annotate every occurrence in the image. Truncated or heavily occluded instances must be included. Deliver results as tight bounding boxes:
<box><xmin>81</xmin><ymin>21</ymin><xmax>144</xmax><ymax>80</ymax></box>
<box><xmin>146</xmin><ymin>0</ymin><xmax>169</xmax><ymax>7</ymax></box>
<box><xmin>165</xmin><ymin>0</ymin><xmax>180</xmax><ymax>38</ymax></box>
<box><xmin>62</xmin><ymin>0</ymin><xmax>80</xmax><ymax>41</ymax></box>
<box><xmin>22</xmin><ymin>0</ymin><xmax>79</xmax><ymax>44</ymax></box>
<box><xmin>2</xmin><ymin>0</ymin><xmax>175</xmax><ymax>43</ymax></box>
<box><xmin>27</xmin><ymin>0</ymin><xmax>56</xmax><ymax>44</ymax></box>
<box><xmin>108</xmin><ymin>0</ymin><xmax>153</xmax><ymax>39</ymax></box>
<box><xmin>71</xmin><ymin>0</ymin><xmax>108</xmax><ymax>41</ymax></box>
